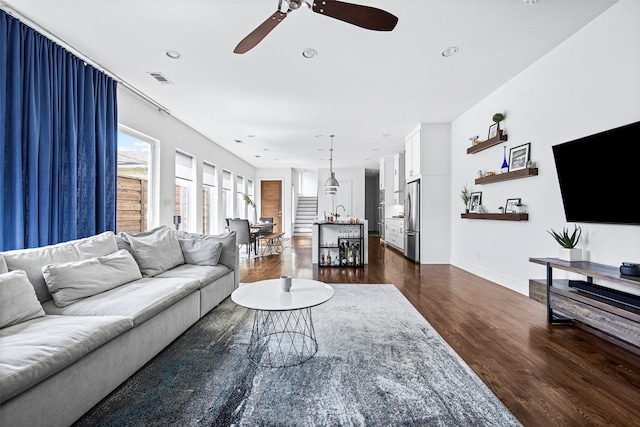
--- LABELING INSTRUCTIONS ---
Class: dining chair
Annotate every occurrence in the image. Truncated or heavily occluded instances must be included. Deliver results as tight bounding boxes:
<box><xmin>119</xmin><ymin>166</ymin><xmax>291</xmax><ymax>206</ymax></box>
<box><xmin>227</xmin><ymin>218</ymin><xmax>257</xmax><ymax>257</ymax></box>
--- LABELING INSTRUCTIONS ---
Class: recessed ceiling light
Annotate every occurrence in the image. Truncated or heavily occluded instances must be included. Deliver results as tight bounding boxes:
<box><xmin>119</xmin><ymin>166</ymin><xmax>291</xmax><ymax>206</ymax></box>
<box><xmin>382</xmin><ymin>133</ymin><xmax>391</xmax><ymax>137</ymax></box>
<box><xmin>166</xmin><ymin>50</ymin><xmax>181</xmax><ymax>59</ymax></box>
<box><xmin>523</xmin><ymin>0</ymin><xmax>538</xmax><ymax>4</ymax></box>
<box><xmin>315</xmin><ymin>134</ymin><xmax>324</xmax><ymax>138</ymax></box>
<box><xmin>302</xmin><ymin>48</ymin><xmax>317</xmax><ymax>59</ymax></box>
<box><xmin>234</xmin><ymin>139</ymin><xmax>243</xmax><ymax>143</ymax></box>
<box><xmin>441</xmin><ymin>46</ymin><xmax>459</xmax><ymax>57</ymax></box>
<box><xmin>248</xmin><ymin>134</ymin><xmax>256</xmax><ymax>138</ymax></box>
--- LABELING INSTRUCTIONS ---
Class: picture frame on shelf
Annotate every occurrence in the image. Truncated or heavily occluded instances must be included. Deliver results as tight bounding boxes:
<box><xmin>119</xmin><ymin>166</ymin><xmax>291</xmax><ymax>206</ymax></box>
<box><xmin>505</xmin><ymin>198</ymin><xmax>521</xmax><ymax>214</ymax></box>
<box><xmin>508</xmin><ymin>142</ymin><xmax>531</xmax><ymax>172</ymax></box>
<box><xmin>469</xmin><ymin>192</ymin><xmax>482</xmax><ymax>213</ymax></box>
<box><xmin>488</xmin><ymin>123</ymin><xmax>498</xmax><ymax>140</ymax></box>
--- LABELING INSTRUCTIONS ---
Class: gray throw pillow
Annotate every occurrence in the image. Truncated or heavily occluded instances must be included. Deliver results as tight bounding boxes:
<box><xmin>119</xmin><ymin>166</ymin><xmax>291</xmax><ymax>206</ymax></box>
<box><xmin>42</xmin><ymin>250</ymin><xmax>143</xmax><ymax>307</ymax></box>
<box><xmin>122</xmin><ymin>226</ymin><xmax>184</xmax><ymax>277</ymax></box>
<box><xmin>179</xmin><ymin>239</ymin><xmax>223</xmax><ymax>266</ymax></box>
<box><xmin>0</xmin><ymin>255</ymin><xmax>7</xmax><ymax>274</ymax></box>
<box><xmin>0</xmin><ymin>270</ymin><xmax>46</xmax><ymax>328</ymax></box>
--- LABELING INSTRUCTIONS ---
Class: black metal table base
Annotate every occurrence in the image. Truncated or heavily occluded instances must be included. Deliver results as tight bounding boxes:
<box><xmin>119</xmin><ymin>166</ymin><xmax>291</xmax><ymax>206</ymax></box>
<box><xmin>247</xmin><ymin>308</ymin><xmax>318</xmax><ymax>368</ymax></box>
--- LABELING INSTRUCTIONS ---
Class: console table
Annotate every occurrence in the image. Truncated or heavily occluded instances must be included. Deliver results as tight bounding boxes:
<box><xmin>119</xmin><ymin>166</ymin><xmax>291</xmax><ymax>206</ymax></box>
<box><xmin>529</xmin><ymin>258</ymin><xmax>640</xmax><ymax>353</ymax></box>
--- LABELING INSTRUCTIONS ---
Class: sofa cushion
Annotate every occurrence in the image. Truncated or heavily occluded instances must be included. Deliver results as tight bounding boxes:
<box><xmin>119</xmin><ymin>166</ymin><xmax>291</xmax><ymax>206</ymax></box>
<box><xmin>0</xmin><ymin>231</ymin><xmax>118</xmax><ymax>303</ymax></box>
<box><xmin>42</xmin><ymin>250</ymin><xmax>142</xmax><ymax>307</ymax></box>
<box><xmin>121</xmin><ymin>226</ymin><xmax>184</xmax><ymax>277</ymax></box>
<box><xmin>175</xmin><ymin>230</ymin><xmax>237</xmax><ymax>271</ymax></box>
<box><xmin>179</xmin><ymin>238</ymin><xmax>223</xmax><ymax>266</ymax></box>
<box><xmin>0</xmin><ymin>314</ymin><xmax>133</xmax><ymax>403</ymax></box>
<box><xmin>155</xmin><ymin>264</ymin><xmax>231</xmax><ymax>287</ymax></box>
<box><xmin>0</xmin><ymin>254</ymin><xmax>7</xmax><ymax>274</ymax></box>
<box><xmin>0</xmin><ymin>270</ymin><xmax>45</xmax><ymax>329</ymax></box>
<box><xmin>42</xmin><ymin>277</ymin><xmax>200</xmax><ymax>326</ymax></box>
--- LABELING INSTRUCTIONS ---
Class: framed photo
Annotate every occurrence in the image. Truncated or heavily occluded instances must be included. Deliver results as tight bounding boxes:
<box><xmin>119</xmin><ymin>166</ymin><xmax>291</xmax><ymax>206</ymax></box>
<box><xmin>505</xmin><ymin>198</ymin><xmax>521</xmax><ymax>214</ymax></box>
<box><xmin>469</xmin><ymin>192</ymin><xmax>482</xmax><ymax>213</ymax></box>
<box><xmin>488</xmin><ymin>123</ymin><xmax>498</xmax><ymax>140</ymax></box>
<box><xmin>508</xmin><ymin>142</ymin><xmax>531</xmax><ymax>172</ymax></box>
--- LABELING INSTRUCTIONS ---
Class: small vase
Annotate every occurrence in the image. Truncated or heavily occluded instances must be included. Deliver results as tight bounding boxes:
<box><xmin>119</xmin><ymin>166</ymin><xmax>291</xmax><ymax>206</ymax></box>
<box><xmin>501</xmin><ymin>146</ymin><xmax>509</xmax><ymax>173</ymax></box>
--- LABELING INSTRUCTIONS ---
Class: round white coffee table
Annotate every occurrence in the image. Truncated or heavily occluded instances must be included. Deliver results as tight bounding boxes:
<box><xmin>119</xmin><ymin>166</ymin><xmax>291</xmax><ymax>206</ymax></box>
<box><xmin>231</xmin><ymin>278</ymin><xmax>334</xmax><ymax>368</ymax></box>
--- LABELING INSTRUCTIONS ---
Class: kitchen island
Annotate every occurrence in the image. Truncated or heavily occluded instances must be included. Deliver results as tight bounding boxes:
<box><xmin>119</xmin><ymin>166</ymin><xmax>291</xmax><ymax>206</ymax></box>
<box><xmin>312</xmin><ymin>220</ymin><xmax>369</xmax><ymax>267</ymax></box>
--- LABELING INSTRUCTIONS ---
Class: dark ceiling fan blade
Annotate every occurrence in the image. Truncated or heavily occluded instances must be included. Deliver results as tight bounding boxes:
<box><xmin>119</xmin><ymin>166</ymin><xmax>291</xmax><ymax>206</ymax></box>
<box><xmin>312</xmin><ymin>0</ymin><xmax>397</xmax><ymax>31</ymax></box>
<box><xmin>234</xmin><ymin>10</ymin><xmax>288</xmax><ymax>54</ymax></box>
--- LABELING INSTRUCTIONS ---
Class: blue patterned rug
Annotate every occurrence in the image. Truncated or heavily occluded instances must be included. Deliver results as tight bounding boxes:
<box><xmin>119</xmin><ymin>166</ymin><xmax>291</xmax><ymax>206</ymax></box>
<box><xmin>73</xmin><ymin>284</ymin><xmax>521</xmax><ymax>426</ymax></box>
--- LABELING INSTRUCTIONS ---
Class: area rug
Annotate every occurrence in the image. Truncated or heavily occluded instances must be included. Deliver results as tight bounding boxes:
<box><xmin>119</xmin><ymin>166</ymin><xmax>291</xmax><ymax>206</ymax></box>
<box><xmin>73</xmin><ymin>284</ymin><xmax>522</xmax><ymax>426</ymax></box>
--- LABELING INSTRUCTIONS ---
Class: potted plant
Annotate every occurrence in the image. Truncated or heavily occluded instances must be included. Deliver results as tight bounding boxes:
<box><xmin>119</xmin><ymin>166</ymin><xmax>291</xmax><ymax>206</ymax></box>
<box><xmin>547</xmin><ymin>225</ymin><xmax>582</xmax><ymax>261</ymax></box>
<box><xmin>514</xmin><ymin>201</ymin><xmax>525</xmax><ymax>214</ymax></box>
<box><xmin>460</xmin><ymin>184</ymin><xmax>470</xmax><ymax>213</ymax></box>
<box><xmin>492</xmin><ymin>113</ymin><xmax>505</xmax><ymax>130</ymax></box>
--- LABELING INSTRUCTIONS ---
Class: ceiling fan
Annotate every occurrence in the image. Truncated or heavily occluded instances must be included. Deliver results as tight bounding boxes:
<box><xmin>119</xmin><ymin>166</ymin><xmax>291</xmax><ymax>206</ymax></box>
<box><xmin>234</xmin><ymin>0</ymin><xmax>398</xmax><ymax>54</ymax></box>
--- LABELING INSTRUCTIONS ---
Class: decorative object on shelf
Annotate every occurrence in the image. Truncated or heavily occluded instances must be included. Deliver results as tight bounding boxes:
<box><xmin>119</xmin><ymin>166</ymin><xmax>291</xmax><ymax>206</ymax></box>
<box><xmin>547</xmin><ymin>225</ymin><xmax>582</xmax><ymax>261</ymax></box>
<box><xmin>500</xmin><ymin>146</ymin><xmax>509</xmax><ymax>173</ymax></box>
<box><xmin>469</xmin><ymin>135</ymin><xmax>479</xmax><ymax>146</ymax></box>
<box><xmin>508</xmin><ymin>142</ymin><xmax>531</xmax><ymax>172</ymax></box>
<box><xmin>469</xmin><ymin>191</ymin><xmax>482</xmax><ymax>213</ymax></box>
<box><xmin>324</xmin><ymin>134</ymin><xmax>339</xmax><ymax>196</ymax></box>
<box><xmin>476</xmin><ymin>170</ymin><xmax>483</xmax><ymax>178</ymax></box>
<box><xmin>484</xmin><ymin>171</ymin><xmax>495</xmax><ymax>177</ymax></box>
<box><xmin>505</xmin><ymin>198</ymin><xmax>521</xmax><ymax>214</ymax></box>
<box><xmin>489</xmin><ymin>112</ymin><xmax>505</xmax><ymax>139</ymax></box>
<box><xmin>498</xmin><ymin>206</ymin><xmax>504</xmax><ymax>214</ymax></box>
<box><xmin>460</xmin><ymin>184</ymin><xmax>471</xmax><ymax>213</ymax></box>
<box><xmin>514</xmin><ymin>202</ymin><xmax>526</xmax><ymax>214</ymax></box>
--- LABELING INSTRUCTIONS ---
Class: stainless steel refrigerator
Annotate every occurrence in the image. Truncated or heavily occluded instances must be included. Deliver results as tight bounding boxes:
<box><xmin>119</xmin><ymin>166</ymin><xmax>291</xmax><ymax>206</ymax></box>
<box><xmin>404</xmin><ymin>180</ymin><xmax>420</xmax><ymax>262</ymax></box>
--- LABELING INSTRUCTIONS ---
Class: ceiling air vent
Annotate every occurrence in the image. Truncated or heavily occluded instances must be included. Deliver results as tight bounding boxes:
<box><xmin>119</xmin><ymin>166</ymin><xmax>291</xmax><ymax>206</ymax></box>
<box><xmin>147</xmin><ymin>72</ymin><xmax>174</xmax><ymax>85</ymax></box>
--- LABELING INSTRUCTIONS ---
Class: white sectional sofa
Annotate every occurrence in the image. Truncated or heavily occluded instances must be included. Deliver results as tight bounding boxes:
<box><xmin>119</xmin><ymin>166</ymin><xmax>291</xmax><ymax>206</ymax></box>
<box><xmin>0</xmin><ymin>226</ymin><xmax>238</xmax><ymax>427</ymax></box>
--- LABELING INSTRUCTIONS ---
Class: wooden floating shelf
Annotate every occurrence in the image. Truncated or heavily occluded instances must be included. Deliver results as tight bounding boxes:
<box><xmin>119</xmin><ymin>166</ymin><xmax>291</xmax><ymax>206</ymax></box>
<box><xmin>467</xmin><ymin>130</ymin><xmax>508</xmax><ymax>154</ymax></box>
<box><xmin>475</xmin><ymin>168</ymin><xmax>538</xmax><ymax>185</ymax></box>
<box><xmin>461</xmin><ymin>213</ymin><xmax>528</xmax><ymax>221</ymax></box>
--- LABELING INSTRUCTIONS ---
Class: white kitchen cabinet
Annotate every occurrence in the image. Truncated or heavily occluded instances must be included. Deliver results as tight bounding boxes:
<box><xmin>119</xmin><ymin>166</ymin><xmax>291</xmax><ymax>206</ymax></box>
<box><xmin>393</xmin><ymin>153</ymin><xmax>405</xmax><ymax>205</ymax></box>
<box><xmin>405</xmin><ymin>126</ymin><xmax>421</xmax><ymax>182</ymax></box>
<box><xmin>384</xmin><ymin>218</ymin><xmax>404</xmax><ymax>251</ymax></box>
<box><xmin>379</xmin><ymin>159</ymin><xmax>385</xmax><ymax>190</ymax></box>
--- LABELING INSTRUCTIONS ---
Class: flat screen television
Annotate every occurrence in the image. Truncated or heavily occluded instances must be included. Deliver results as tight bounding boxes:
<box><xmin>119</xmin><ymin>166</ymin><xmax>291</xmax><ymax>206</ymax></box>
<box><xmin>552</xmin><ymin>120</ymin><xmax>640</xmax><ymax>225</ymax></box>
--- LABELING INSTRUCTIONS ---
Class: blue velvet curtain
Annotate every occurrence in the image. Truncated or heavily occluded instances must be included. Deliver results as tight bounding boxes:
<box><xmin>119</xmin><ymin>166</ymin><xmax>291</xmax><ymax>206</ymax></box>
<box><xmin>1</xmin><ymin>9</ymin><xmax>117</xmax><ymax>251</ymax></box>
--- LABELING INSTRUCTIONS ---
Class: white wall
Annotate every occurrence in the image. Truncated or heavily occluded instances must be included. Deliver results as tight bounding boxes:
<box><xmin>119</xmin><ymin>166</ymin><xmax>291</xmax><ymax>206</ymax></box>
<box><xmin>451</xmin><ymin>1</ymin><xmax>640</xmax><ymax>295</ymax></box>
<box><xmin>118</xmin><ymin>89</ymin><xmax>257</xmax><ymax>234</ymax></box>
<box><xmin>317</xmin><ymin>167</ymin><xmax>366</xmax><ymax>221</ymax></box>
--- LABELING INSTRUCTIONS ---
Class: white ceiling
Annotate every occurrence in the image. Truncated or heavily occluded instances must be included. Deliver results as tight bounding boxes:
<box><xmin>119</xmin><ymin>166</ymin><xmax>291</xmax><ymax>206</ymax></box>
<box><xmin>1</xmin><ymin>0</ymin><xmax>617</xmax><ymax>171</ymax></box>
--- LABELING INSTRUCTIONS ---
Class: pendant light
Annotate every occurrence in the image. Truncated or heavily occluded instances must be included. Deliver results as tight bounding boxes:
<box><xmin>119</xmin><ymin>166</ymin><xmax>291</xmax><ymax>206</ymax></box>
<box><xmin>324</xmin><ymin>134</ymin><xmax>339</xmax><ymax>195</ymax></box>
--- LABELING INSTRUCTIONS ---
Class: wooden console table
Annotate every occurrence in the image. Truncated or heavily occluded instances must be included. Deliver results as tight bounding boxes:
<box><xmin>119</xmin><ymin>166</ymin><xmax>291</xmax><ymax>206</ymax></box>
<box><xmin>529</xmin><ymin>258</ymin><xmax>640</xmax><ymax>352</ymax></box>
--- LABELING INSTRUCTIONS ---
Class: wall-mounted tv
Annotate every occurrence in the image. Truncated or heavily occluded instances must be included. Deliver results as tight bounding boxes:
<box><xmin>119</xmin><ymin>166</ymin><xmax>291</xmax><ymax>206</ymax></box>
<box><xmin>552</xmin><ymin>120</ymin><xmax>640</xmax><ymax>225</ymax></box>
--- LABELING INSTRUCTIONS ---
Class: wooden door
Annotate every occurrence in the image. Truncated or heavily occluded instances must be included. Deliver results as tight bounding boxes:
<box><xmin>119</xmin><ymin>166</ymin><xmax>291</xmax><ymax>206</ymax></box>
<box><xmin>261</xmin><ymin>180</ymin><xmax>282</xmax><ymax>234</ymax></box>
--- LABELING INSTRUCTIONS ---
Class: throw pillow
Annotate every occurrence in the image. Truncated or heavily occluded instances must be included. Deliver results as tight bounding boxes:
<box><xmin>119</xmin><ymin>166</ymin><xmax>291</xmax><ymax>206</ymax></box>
<box><xmin>179</xmin><ymin>239</ymin><xmax>223</xmax><ymax>266</ymax></box>
<box><xmin>122</xmin><ymin>226</ymin><xmax>184</xmax><ymax>277</ymax></box>
<box><xmin>0</xmin><ymin>254</ymin><xmax>7</xmax><ymax>274</ymax></box>
<box><xmin>42</xmin><ymin>250</ymin><xmax>143</xmax><ymax>307</ymax></box>
<box><xmin>0</xmin><ymin>270</ymin><xmax>45</xmax><ymax>328</ymax></box>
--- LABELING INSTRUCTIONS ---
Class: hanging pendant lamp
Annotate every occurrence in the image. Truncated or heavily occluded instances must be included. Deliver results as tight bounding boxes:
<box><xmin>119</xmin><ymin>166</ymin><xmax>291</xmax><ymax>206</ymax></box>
<box><xmin>324</xmin><ymin>134</ymin><xmax>339</xmax><ymax>195</ymax></box>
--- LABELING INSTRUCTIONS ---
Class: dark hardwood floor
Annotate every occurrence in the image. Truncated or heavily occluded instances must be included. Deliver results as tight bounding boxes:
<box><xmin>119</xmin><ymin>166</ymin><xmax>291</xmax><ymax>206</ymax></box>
<box><xmin>240</xmin><ymin>235</ymin><xmax>640</xmax><ymax>426</ymax></box>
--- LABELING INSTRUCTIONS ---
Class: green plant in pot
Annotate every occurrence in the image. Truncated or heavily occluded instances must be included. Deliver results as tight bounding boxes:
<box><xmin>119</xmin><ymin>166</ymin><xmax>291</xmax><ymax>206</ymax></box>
<box><xmin>492</xmin><ymin>113</ymin><xmax>505</xmax><ymax>130</ymax></box>
<box><xmin>547</xmin><ymin>225</ymin><xmax>582</xmax><ymax>261</ymax></box>
<box><xmin>460</xmin><ymin>184</ymin><xmax>470</xmax><ymax>213</ymax></box>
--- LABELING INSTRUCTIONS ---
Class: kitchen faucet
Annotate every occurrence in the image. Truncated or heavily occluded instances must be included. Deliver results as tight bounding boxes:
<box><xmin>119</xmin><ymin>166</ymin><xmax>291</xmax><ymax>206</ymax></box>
<box><xmin>335</xmin><ymin>205</ymin><xmax>345</xmax><ymax>216</ymax></box>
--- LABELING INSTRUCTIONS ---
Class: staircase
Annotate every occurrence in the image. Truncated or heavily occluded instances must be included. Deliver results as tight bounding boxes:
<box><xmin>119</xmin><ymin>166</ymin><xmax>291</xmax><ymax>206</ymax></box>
<box><xmin>293</xmin><ymin>196</ymin><xmax>317</xmax><ymax>236</ymax></box>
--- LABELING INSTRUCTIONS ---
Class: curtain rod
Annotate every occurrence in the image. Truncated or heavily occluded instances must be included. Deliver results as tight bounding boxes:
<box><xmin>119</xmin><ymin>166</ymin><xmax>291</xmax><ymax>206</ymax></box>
<box><xmin>0</xmin><ymin>4</ymin><xmax>171</xmax><ymax>115</ymax></box>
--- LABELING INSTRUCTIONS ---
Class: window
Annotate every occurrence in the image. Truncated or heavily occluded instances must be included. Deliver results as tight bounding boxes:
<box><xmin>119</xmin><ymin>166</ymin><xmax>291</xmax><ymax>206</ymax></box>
<box><xmin>202</xmin><ymin>163</ymin><xmax>218</xmax><ymax>234</ymax></box>
<box><xmin>175</xmin><ymin>151</ymin><xmax>194</xmax><ymax>232</ymax></box>
<box><xmin>247</xmin><ymin>179</ymin><xmax>255</xmax><ymax>223</ymax></box>
<box><xmin>236</xmin><ymin>175</ymin><xmax>245</xmax><ymax>219</ymax></box>
<box><xmin>116</xmin><ymin>126</ymin><xmax>154</xmax><ymax>233</ymax></box>
<box><xmin>222</xmin><ymin>169</ymin><xmax>233</xmax><ymax>221</ymax></box>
